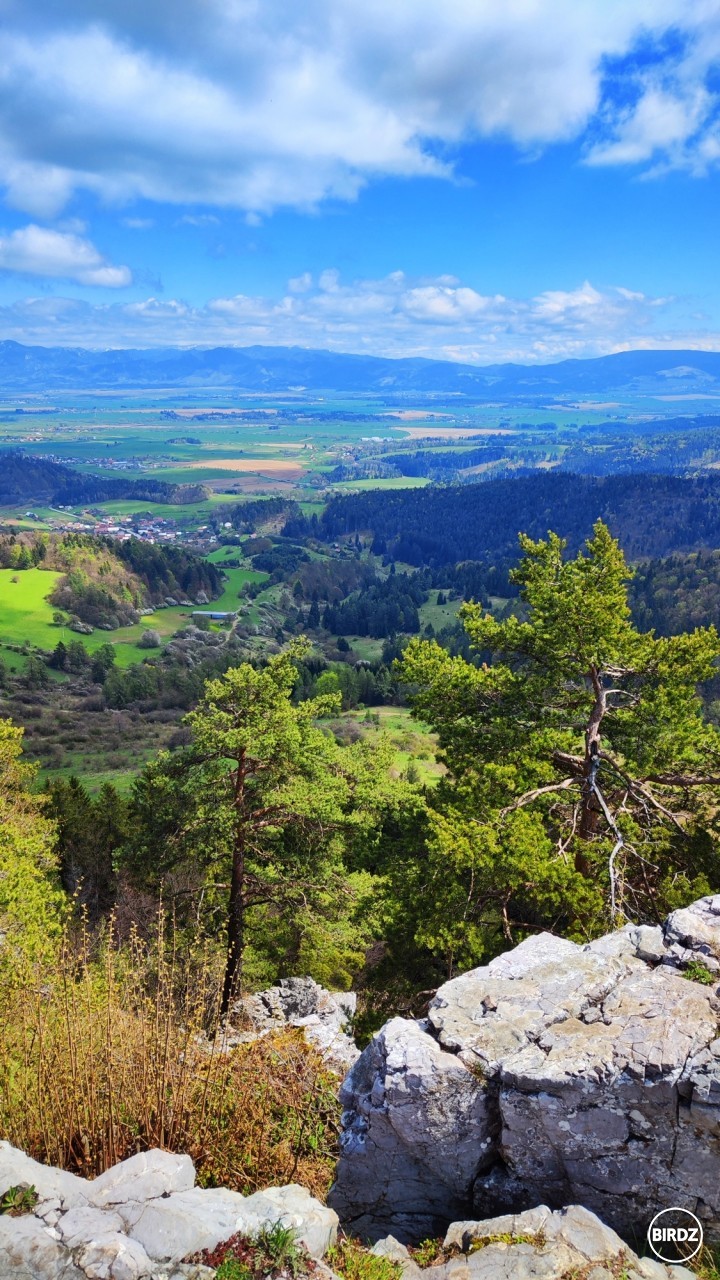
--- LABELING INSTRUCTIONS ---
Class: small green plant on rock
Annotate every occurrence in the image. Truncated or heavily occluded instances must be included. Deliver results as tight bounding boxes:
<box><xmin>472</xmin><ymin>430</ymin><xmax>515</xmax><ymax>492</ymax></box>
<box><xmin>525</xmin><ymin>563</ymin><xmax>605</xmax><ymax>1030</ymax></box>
<box><xmin>410</xmin><ymin>1238</ymin><xmax>445</xmax><ymax>1268</ymax></box>
<box><xmin>216</xmin><ymin>1260</ymin><xmax>253</xmax><ymax>1280</ymax></box>
<box><xmin>327</xmin><ymin>1235</ymin><xmax>403</xmax><ymax>1280</ymax></box>
<box><xmin>466</xmin><ymin>1230</ymin><xmax>544</xmax><ymax>1253</ymax></box>
<box><xmin>0</xmin><ymin>1184</ymin><xmax>38</xmax><ymax>1217</ymax></box>
<box><xmin>256</xmin><ymin>1223</ymin><xmax>305</xmax><ymax>1276</ymax></box>
<box><xmin>683</xmin><ymin>959</ymin><xmax>716</xmax><ymax>986</ymax></box>
<box><xmin>186</xmin><ymin>1224</ymin><xmax>309</xmax><ymax>1279</ymax></box>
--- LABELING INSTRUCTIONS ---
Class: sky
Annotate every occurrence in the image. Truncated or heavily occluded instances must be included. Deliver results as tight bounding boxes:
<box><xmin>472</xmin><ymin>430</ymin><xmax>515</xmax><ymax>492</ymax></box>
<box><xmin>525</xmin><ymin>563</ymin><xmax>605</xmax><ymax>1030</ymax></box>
<box><xmin>2</xmin><ymin>0</ymin><xmax>720</xmax><ymax>363</ymax></box>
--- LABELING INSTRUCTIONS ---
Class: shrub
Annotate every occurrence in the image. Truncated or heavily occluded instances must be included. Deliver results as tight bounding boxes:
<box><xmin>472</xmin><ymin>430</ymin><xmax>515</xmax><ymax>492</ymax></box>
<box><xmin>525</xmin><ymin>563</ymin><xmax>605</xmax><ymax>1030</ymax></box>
<box><xmin>138</xmin><ymin>629</ymin><xmax>162</xmax><ymax>649</ymax></box>
<box><xmin>0</xmin><ymin>919</ymin><xmax>339</xmax><ymax>1196</ymax></box>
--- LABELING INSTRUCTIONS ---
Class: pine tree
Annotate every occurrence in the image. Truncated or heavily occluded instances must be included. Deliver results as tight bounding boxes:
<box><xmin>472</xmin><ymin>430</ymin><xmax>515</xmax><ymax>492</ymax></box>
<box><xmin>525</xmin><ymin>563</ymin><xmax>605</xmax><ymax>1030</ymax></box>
<box><xmin>399</xmin><ymin>521</ymin><xmax>720</xmax><ymax>971</ymax></box>
<box><xmin>124</xmin><ymin>640</ymin><xmax>394</xmax><ymax>1015</ymax></box>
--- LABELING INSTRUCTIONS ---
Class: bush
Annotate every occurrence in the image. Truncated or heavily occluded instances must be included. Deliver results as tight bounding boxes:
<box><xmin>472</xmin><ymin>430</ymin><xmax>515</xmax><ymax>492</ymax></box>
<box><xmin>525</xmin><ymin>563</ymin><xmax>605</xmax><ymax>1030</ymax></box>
<box><xmin>0</xmin><ymin>919</ymin><xmax>339</xmax><ymax>1196</ymax></box>
<box><xmin>138</xmin><ymin>629</ymin><xmax>162</xmax><ymax>649</ymax></box>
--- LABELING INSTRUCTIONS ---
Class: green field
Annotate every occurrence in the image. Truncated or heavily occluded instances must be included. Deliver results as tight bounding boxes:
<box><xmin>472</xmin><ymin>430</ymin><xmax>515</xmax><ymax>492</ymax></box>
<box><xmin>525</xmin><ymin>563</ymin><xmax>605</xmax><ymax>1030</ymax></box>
<box><xmin>344</xmin><ymin>706</ymin><xmax>444</xmax><ymax>786</ymax></box>
<box><xmin>0</xmin><ymin>559</ymin><xmax>275</xmax><ymax>671</ymax></box>
<box><xmin>331</xmin><ymin>476</ymin><xmax>431</xmax><ymax>491</ymax></box>
<box><xmin>0</xmin><ymin>567</ymin><xmax>186</xmax><ymax>666</ymax></box>
<box><xmin>0</xmin><ymin>568</ymin><xmax>65</xmax><ymax>647</ymax></box>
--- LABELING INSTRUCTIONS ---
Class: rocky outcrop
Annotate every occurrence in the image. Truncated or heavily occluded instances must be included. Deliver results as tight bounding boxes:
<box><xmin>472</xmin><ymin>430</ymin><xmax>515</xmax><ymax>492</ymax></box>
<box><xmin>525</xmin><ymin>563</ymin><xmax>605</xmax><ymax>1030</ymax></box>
<box><xmin>373</xmin><ymin>1205</ymin><xmax>695</xmax><ymax>1280</ymax></box>
<box><xmin>0</xmin><ymin>1146</ymin><xmax>337</xmax><ymax>1280</ymax></box>
<box><xmin>330</xmin><ymin>895</ymin><xmax>720</xmax><ymax>1244</ymax></box>
<box><xmin>229</xmin><ymin>976</ymin><xmax>359</xmax><ymax>1072</ymax></box>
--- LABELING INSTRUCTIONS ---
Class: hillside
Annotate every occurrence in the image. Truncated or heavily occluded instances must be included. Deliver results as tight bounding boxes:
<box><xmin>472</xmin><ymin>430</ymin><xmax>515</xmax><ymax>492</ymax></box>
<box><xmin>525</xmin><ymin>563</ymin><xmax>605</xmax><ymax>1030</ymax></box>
<box><xmin>0</xmin><ymin>451</ymin><xmax>208</xmax><ymax>506</ymax></box>
<box><xmin>2</xmin><ymin>340</ymin><xmax>720</xmax><ymax>395</ymax></box>
<box><xmin>298</xmin><ymin>472</ymin><xmax>720</xmax><ymax>569</ymax></box>
<box><xmin>0</xmin><ymin>532</ymin><xmax>223</xmax><ymax>629</ymax></box>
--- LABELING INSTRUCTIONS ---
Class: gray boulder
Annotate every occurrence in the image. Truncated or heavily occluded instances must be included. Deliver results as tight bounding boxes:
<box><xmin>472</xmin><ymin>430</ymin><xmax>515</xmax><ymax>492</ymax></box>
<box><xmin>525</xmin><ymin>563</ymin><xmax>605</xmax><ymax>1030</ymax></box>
<box><xmin>0</xmin><ymin>1141</ymin><xmax>88</xmax><ymax>1210</ymax></box>
<box><xmin>229</xmin><ymin>976</ymin><xmax>359</xmax><ymax>1071</ymax></box>
<box><xmin>429</xmin><ymin>1205</ymin><xmax>692</xmax><ymax>1280</ymax></box>
<box><xmin>330</xmin><ymin>894</ymin><xmax>720</xmax><ymax>1243</ymax></box>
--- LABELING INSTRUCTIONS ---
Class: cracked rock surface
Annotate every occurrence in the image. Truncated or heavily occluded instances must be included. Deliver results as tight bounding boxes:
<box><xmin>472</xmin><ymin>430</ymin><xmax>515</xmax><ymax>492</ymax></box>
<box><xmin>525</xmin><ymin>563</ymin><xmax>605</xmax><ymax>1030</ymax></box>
<box><xmin>0</xmin><ymin>1146</ymin><xmax>338</xmax><ymax>1280</ymax></box>
<box><xmin>330</xmin><ymin>895</ymin><xmax>720</xmax><ymax>1243</ymax></box>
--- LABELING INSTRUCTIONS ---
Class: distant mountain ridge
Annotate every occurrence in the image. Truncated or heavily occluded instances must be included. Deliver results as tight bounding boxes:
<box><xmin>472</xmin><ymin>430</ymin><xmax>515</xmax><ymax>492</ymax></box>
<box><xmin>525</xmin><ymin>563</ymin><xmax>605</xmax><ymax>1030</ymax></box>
<box><xmin>2</xmin><ymin>339</ymin><xmax>720</xmax><ymax>395</ymax></box>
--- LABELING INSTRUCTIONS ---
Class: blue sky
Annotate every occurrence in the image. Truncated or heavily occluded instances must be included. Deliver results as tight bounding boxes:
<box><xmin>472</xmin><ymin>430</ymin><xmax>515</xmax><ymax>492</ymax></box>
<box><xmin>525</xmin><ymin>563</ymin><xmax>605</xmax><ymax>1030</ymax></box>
<box><xmin>1</xmin><ymin>0</ymin><xmax>720</xmax><ymax>362</ymax></box>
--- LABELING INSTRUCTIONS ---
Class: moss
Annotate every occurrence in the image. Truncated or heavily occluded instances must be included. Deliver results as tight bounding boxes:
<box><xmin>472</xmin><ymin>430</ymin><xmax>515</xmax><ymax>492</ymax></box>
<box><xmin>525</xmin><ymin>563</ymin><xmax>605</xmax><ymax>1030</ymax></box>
<box><xmin>466</xmin><ymin>1231</ymin><xmax>545</xmax><ymax>1252</ymax></box>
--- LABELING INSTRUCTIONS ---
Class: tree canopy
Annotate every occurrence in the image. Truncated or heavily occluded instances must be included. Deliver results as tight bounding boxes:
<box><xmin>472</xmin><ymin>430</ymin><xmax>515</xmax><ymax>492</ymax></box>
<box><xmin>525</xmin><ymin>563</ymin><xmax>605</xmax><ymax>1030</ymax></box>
<box><xmin>0</xmin><ymin>720</ymin><xmax>65</xmax><ymax>973</ymax></box>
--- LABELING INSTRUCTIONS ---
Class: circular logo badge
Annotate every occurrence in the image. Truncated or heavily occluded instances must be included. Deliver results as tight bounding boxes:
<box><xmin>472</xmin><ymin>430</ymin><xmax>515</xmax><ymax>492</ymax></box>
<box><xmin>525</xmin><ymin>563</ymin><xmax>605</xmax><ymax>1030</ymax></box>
<box><xmin>647</xmin><ymin>1208</ymin><xmax>704</xmax><ymax>1264</ymax></box>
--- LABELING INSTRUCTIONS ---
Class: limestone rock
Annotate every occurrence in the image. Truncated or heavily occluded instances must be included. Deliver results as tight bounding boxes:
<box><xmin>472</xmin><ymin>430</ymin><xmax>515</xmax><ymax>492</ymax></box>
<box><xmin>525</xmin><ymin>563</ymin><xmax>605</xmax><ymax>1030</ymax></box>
<box><xmin>0</xmin><ymin>1142</ymin><xmax>89</xmax><ymax>1210</ymax></box>
<box><xmin>664</xmin><ymin>894</ymin><xmax>720</xmax><ymax>967</ymax></box>
<box><xmin>0</xmin><ymin>1212</ymin><xmax>85</xmax><ymax>1279</ymax></box>
<box><xmin>0</xmin><ymin>1143</ymin><xmax>336</xmax><ymax>1278</ymax></box>
<box><xmin>330</xmin><ymin>894</ymin><xmax>720</xmax><ymax>1243</ymax></box>
<box><xmin>332</xmin><ymin>1017</ymin><xmax>491</xmax><ymax>1240</ymax></box>
<box><xmin>87</xmin><ymin>1151</ymin><xmax>195</xmax><ymax>1209</ymax></box>
<box><xmin>229</xmin><ymin>976</ymin><xmax>359</xmax><ymax>1071</ymax></box>
<box><xmin>241</xmin><ymin>1185</ymin><xmax>338</xmax><ymax>1258</ymax></box>
<box><xmin>370</xmin><ymin>1235</ymin><xmax>423</xmax><ymax>1280</ymax></box>
<box><xmin>118</xmin><ymin>1185</ymin><xmax>264</xmax><ymax>1261</ymax></box>
<box><xmin>437</xmin><ymin>1206</ymin><xmax>693</xmax><ymax>1280</ymax></box>
<box><xmin>74</xmin><ymin>1233</ymin><xmax>153</xmax><ymax>1280</ymax></box>
<box><xmin>57</xmin><ymin>1207</ymin><xmax>125</xmax><ymax>1249</ymax></box>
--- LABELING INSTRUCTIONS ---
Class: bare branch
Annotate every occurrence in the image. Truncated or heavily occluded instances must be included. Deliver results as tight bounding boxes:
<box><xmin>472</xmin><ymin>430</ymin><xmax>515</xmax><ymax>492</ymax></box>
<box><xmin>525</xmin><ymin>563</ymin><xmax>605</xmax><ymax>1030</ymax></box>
<box><xmin>500</xmin><ymin>776</ymin><xmax>577</xmax><ymax>818</ymax></box>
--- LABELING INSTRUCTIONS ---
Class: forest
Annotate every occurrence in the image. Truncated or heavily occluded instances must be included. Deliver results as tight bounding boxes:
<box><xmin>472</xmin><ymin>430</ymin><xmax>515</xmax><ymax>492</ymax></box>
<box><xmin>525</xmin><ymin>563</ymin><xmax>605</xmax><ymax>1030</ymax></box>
<box><xmin>287</xmin><ymin>472</ymin><xmax>720</xmax><ymax>567</ymax></box>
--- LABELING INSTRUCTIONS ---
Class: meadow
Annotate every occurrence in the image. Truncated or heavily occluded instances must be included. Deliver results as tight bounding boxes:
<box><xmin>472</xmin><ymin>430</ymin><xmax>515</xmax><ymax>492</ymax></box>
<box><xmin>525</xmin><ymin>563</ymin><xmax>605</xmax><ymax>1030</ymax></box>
<box><xmin>0</xmin><ymin>565</ymin><xmax>266</xmax><ymax>669</ymax></box>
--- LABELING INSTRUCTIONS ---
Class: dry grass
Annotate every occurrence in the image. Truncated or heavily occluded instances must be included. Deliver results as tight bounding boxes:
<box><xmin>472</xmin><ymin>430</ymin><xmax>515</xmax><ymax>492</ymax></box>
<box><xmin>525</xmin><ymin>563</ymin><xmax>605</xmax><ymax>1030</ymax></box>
<box><xmin>0</xmin><ymin>920</ymin><xmax>339</xmax><ymax>1198</ymax></box>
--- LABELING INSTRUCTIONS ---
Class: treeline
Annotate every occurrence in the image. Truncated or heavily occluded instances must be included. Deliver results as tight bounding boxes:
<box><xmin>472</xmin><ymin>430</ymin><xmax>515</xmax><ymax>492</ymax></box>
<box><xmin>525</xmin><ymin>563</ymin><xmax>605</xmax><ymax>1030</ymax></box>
<box><xmin>219</xmin><ymin>496</ymin><xmax>300</xmax><ymax>533</ymax></box>
<box><xmin>63</xmin><ymin>636</ymin><xmax>400</xmax><ymax>713</ymax></box>
<box><xmin>285</xmin><ymin>473</ymin><xmax>720</xmax><ymax>570</ymax></box>
<box><xmin>381</xmin><ymin>444</ymin><xmax>507</xmax><ymax>477</ymax></box>
<box><xmin>112</xmin><ymin>537</ymin><xmax>223</xmax><ymax>602</ymax></box>
<box><xmin>0</xmin><ymin>451</ymin><xmax>207</xmax><ymax>505</ymax></box>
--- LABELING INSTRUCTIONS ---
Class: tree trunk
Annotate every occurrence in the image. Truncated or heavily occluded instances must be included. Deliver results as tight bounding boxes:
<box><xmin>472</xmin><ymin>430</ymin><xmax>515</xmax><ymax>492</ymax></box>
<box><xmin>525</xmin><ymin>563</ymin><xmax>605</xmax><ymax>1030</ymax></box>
<box><xmin>220</xmin><ymin>750</ymin><xmax>247</xmax><ymax>1019</ymax></box>
<box><xmin>220</xmin><ymin>836</ymin><xmax>245</xmax><ymax>1017</ymax></box>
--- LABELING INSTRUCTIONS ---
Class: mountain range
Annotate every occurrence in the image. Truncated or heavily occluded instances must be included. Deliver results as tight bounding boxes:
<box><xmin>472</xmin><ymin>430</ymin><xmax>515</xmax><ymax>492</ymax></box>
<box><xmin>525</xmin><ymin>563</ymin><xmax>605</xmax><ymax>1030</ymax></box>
<box><xmin>2</xmin><ymin>340</ymin><xmax>720</xmax><ymax>396</ymax></box>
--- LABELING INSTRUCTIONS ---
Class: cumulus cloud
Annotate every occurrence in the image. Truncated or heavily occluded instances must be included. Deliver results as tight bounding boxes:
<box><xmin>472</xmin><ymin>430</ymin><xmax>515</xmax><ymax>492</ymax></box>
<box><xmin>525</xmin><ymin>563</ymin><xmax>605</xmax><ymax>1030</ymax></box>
<box><xmin>0</xmin><ymin>268</ymin><xmax>694</xmax><ymax>361</ymax></box>
<box><xmin>0</xmin><ymin>224</ymin><xmax>131</xmax><ymax>285</ymax></box>
<box><xmin>0</xmin><ymin>1</ymin><xmax>719</xmax><ymax>219</ymax></box>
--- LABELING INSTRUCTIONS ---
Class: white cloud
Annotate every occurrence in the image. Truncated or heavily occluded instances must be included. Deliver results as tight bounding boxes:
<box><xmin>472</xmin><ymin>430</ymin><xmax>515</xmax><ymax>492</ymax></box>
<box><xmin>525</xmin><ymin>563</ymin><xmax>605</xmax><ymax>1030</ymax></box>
<box><xmin>0</xmin><ymin>224</ymin><xmax>131</xmax><ymax>286</ymax></box>
<box><xmin>288</xmin><ymin>272</ymin><xmax>313</xmax><ymax>293</ymax></box>
<box><xmin>177</xmin><ymin>213</ymin><xmax>220</xmax><ymax>227</ymax></box>
<box><xmin>0</xmin><ymin>1</ymin><xmax>719</xmax><ymax>219</ymax></box>
<box><xmin>0</xmin><ymin>268</ymin><xmax>693</xmax><ymax>360</ymax></box>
